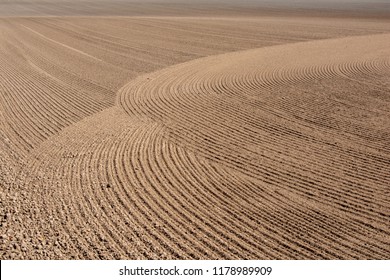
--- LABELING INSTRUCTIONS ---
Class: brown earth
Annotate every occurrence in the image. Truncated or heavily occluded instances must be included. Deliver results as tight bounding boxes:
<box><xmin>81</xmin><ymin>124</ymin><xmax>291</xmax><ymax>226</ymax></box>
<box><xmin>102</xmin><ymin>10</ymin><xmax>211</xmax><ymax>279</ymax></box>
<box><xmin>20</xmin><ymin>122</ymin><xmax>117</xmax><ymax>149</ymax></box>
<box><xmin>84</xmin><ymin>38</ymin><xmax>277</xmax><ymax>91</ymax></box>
<box><xmin>0</xmin><ymin>1</ymin><xmax>389</xmax><ymax>259</ymax></box>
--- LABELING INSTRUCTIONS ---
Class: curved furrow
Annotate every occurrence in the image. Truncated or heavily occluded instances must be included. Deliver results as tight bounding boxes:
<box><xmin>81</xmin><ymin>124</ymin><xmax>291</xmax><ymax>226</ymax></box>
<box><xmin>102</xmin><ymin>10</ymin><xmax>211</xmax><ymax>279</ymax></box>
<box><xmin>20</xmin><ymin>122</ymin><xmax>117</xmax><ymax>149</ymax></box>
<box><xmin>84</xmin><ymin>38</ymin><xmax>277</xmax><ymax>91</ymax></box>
<box><xmin>0</xmin><ymin>26</ymin><xmax>129</xmax><ymax>162</ymax></box>
<box><xmin>133</xmin><ymin>111</ymin><xmax>388</xmax><ymax>225</ymax></box>
<box><xmin>26</xmin><ymin>142</ymin><xmax>102</xmax><ymax>259</ymax></box>
<box><xmin>207</xmin><ymin>167</ymin><xmax>386</xmax><ymax>259</ymax></box>
<box><xmin>3</xmin><ymin>14</ymin><xmax>390</xmax><ymax>261</ymax></box>
<box><xmin>168</xmin><ymin>145</ymin><xmax>335</xmax><ymax>259</ymax></box>
<box><xmin>121</xmin><ymin>76</ymin><xmax>390</xmax><ymax>218</ymax></box>
<box><xmin>33</xmin><ymin>118</ymin><xmax>146</xmax><ymax>257</ymax></box>
<box><xmin>181</xmin><ymin>100</ymin><xmax>389</xmax><ymax>201</ymax></box>
<box><xmin>85</xmin><ymin>137</ymin><xmax>142</xmax><ymax>259</ymax></box>
<box><xmin>129</xmin><ymin>124</ymin><xmax>244</xmax><ymax>259</ymax></box>
<box><xmin>0</xmin><ymin>59</ymin><xmax>55</xmax><ymax>149</ymax></box>
<box><xmin>170</xmin><ymin>146</ymin><xmax>295</xmax><ymax>258</ymax></box>
<box><xmin>210</xmin><ymin>165</ymin><xmax>389</xmax><ymax>259</ymax></box>
<box><xmin>78</xmin><ymin>134</ymin><xmax>139</xmax><ymax>259</ymax></box>
<box><xmin>119</xmin><ymin>46</ymin><xmax>390</xmax><ymax>161</ymax></box>
<box><xmin>337</xmin><ymin>59</ymin><xmax>390</xmax><ymax>93</ymax></box>
<box><xmin>118</xmin><ymin>34</ymin><xmax>390</xmax><ymax>258</ymax></box>
<box><xmin>142</xmin><ymin>126</ymin><xmax>390</xmax><ymax>242</ymax></box>
<box><xmin>151</xmin><ymin>138</ymin><xmax>274</xmax><ymax>259</ymax></box>
<box><xmin>113</xmin><ymin>123</ymin><xmax>207</xmax><ymax>259</ymax></box>
<box><xmin>172</xmin><ymin>77</ymin><xmax>390</xmax><ymax>187</ymax></box>
<box><xmin>0</xmin><ymin>31</ymin><xmax>109</xmax><ymax>115</ymax></box>
<box><xmin>167</xmin><ymin>120</ymin><xmax>390</xmax><ymax>232</ymax></box>
<box><xmin>26</xmin><ymin>108</ymin><xmax>242</xmax><ymax>258</ymax></box>
<box><xmin>28</xmin><ymin>19</ymin><xmax>167</xmax><ymax>70</ymax></box>
<box><xmin>163</xmin><ymin>132</ymin><xmax>351</xmax><ymax>259</ymax></box>
<box><xmin>0</xmin><ymin>50</ymin><xmax>100</xmax><ymax>150</ymax></box>
<box><xmin>25</xmin><ymin>109</ymin><xmax>168</xmax><ymax>258</ymax></box>
<box><xmin>174</xmin><ymin>106</ymin><xmax>390</xmax><ymax>256</ymax></box>
<box><xmin>106</xmin><ymin>117</ymin><xmax>274</xmax><ymax>257</ymax></box>
<box><xmin>11</xmin><ymin>22</ymin><xmax>118</xmax><ymax>96</ymax></box>
<box><xmin>119</xmin><ymin>34</ymin><xmax>390</xmax><ymax>161</ymax></box>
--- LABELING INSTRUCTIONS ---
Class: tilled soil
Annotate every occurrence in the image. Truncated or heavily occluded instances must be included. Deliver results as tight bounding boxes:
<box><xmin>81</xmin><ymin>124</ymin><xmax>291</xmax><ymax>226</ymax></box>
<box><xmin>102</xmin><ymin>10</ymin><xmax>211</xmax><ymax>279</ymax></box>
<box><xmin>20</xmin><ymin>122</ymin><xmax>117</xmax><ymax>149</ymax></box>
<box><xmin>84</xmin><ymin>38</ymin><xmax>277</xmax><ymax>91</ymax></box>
<box><xmin>1</xmin><ymin>3</ymin><xmax>389</xmax><ymax>259</ymax></box>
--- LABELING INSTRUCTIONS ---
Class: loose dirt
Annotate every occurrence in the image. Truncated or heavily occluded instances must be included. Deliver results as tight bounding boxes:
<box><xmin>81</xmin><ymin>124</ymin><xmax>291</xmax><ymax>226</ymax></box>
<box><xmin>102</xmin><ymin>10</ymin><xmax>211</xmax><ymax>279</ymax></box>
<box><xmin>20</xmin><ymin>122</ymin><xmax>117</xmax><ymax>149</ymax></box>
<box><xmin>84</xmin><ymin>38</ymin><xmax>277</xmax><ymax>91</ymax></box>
<box><xmin>1</xmin><ymin>2</ymin><xmax>389</xmax><ymax>259</ymax></box>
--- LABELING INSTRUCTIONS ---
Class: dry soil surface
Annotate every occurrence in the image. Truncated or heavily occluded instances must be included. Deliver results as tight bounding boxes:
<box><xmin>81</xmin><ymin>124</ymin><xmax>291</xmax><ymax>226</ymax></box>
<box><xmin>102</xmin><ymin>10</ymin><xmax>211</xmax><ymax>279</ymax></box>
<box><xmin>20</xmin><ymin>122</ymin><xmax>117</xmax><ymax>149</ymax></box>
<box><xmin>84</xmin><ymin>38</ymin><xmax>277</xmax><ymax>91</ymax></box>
<box><xmin>0</xmin><ymin>2</ymin><xmax>390</xmax><ymax>259</ymax></box>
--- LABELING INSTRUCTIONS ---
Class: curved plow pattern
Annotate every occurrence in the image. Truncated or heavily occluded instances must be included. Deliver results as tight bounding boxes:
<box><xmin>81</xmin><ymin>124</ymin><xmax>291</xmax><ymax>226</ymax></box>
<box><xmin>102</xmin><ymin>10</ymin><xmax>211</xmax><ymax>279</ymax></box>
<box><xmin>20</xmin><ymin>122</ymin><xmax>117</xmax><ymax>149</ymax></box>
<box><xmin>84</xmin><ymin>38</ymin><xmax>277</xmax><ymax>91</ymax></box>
<box><xmin>2</xmin><ymin>29</ymin><xmax>390</xmax><ymax>259</ymax></box>
<box><xmin>116</xmin><ymin>34</ymin><xmax>390</xmax><ymax>258</ymax></box>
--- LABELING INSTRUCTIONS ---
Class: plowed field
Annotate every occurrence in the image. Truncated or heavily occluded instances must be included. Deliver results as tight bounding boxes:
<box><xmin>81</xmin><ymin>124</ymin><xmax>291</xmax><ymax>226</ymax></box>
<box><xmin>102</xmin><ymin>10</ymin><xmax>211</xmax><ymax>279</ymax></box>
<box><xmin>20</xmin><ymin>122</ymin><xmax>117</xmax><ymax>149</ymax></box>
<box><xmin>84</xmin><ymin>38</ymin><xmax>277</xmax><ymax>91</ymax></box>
<box><xmin>1</xmin><ymin>1</ymin><xmax>389</xmax><ymax>259</ymax></box>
